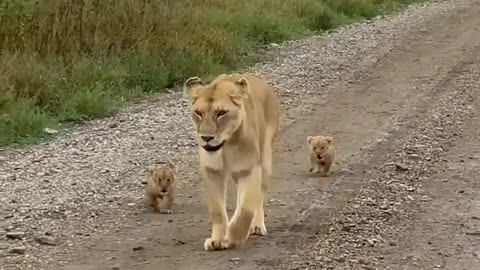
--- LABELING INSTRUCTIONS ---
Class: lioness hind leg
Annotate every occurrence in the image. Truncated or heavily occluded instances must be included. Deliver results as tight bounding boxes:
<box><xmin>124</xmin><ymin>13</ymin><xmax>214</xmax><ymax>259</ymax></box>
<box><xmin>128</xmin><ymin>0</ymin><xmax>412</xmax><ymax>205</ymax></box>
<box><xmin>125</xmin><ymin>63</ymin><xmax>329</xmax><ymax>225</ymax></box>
<box><xmin>202</xmin><ymin>168</ymin><xmax>229</xmax><ymax>251</ymax></box>
<box><xmin>227</xmin><ymin>166</ymin><xmax>262</xmax><ymax>247</ymax></box>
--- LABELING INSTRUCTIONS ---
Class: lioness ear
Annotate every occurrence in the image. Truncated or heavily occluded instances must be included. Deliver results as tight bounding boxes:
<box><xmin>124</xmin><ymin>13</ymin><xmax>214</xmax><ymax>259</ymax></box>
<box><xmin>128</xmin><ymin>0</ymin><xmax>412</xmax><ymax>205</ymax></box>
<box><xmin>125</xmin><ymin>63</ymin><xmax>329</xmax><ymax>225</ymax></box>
<box><xmin>183</xmin><ymin>76</ymin><xmax>203</xmax><ymax>99</ymax></box>
<box><xmin>234</xmin><ymin>77</ymin><xmax>249</xmax><ymax>96</ymax></box>
<box><xmin>307</xmin><ymin>136</ymin><xmax>313</xmax><ymax>144</ymax></box>
<box><xmin>325</xmin><ymin>136</ymin><xmax>333</xmax><ymax>144</ymax></box>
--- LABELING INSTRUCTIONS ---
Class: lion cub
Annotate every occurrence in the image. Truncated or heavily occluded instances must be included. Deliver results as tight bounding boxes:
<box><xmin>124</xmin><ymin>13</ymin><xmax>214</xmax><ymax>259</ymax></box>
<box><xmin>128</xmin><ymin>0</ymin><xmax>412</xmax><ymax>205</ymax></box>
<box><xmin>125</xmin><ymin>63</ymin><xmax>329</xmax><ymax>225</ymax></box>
<box><xmin>146</xmin><ymin>164</ymin><xmax>175</xmax><ymax>214</ymax></box>
<box><xmin>307</xmin><ymin>135</ymin><xmax>335</xmax><ymax>177</ymax></box>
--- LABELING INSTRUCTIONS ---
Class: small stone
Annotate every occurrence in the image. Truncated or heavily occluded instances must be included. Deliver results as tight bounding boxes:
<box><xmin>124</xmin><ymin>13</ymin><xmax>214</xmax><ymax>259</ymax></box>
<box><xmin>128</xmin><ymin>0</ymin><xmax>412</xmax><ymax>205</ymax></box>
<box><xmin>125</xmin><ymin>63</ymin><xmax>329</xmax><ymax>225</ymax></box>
<box><xmin>133</xmin><ymin>246</ymin><xmax>144</xmax><ymax>251</ymax></box>
<box><xmin>9</xmin><ymin>246</ymin><xmax>26</xmax><ymax>255</ymax></box>
<box><xmin>335</xmin><ymin>256</ymin><xmax>346</xmax><ymax>262</ymax></box>
<box><xmin>175</xmin><ymin>240</ymin><xmax>186</xmax><ymax>245</ymax></box>
<box><xmin>394</xmin><ymin>163</ymin><xmax>409</xmax><ymax>171</ymax></box>
<box><xmin>408</xmin><ymin>154</ymin><xmax>421</xmax><ymax>160</ymax></box>
<box><xmin>342</xmin><ymin>224</ymin><xmax>356</xmax><ymax>232</ymax></box>
<box><xmin>229</xmin><ymin>257</ymin><xmax>242</xmax><ymax>264</ymax></box>
<box><xmin>6</xmin><ymin>231</ymin><xmax>25</xmax><ymax>240</ymax></box>
<box><xmin>35</xmin><ymin>235</ymin><xmax>58</xmax><ymax>246</ymax></box>
<box><xmin>108</xmin><ymin>122</ymin><xmax>118</xmax><ymax>128</ymax></box>
<box><xmin>44</xmin><ymin>128</ymin><xmax>58</xmax><ymax>134</ymax></box>
<box><xmin>341</xmin><ymin>168</ymin><xmax>354</xmax><ymax>175</ymax></box>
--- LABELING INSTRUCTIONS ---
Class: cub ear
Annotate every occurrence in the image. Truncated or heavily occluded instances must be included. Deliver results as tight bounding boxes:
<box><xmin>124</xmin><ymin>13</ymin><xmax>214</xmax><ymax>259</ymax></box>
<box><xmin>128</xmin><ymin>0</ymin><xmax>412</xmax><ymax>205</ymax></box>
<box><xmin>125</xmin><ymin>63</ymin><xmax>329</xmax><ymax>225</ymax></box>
<box><xmin>148</xmin><ymin>167</ymin><xmax>155</xmax><ymax>177</ymax></box>
<box><xmin>183</xmin><ymin>76</ymin><xmax>203</xmax><ymax>99</ymax></box>
<box><xmin>307</xmin><ymin>136</ymin><xmax>313</xmax><ymax>144</ymax></box>
<box><xmin>166</xmin><ymin>160</ymin><xmax>175</xmax><ymax>170</ymax></box>
<box><xmin>325</xmin><ymin>136</ymin><xmax>333</xmax><ymax>144</ymax></box>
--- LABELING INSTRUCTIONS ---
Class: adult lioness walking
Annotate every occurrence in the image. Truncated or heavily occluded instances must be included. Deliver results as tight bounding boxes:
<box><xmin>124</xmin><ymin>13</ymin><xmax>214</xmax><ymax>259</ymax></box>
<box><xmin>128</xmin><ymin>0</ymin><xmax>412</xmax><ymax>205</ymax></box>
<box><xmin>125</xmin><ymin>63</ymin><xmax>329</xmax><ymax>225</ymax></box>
<box><xmin>183</xmin><ymin>73</ymin><xmax>280</xmax><ymax>251</ymax></box>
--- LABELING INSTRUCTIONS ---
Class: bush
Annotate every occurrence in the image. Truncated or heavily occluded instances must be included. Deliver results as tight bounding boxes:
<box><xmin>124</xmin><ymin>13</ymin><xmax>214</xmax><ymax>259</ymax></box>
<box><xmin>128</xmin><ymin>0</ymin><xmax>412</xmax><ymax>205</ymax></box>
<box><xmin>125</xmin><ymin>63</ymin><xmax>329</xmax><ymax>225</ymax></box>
<box><xmin>0</xmin><ymin>0</ymin><xmax>424</xmax><ymax>145</ymax></box>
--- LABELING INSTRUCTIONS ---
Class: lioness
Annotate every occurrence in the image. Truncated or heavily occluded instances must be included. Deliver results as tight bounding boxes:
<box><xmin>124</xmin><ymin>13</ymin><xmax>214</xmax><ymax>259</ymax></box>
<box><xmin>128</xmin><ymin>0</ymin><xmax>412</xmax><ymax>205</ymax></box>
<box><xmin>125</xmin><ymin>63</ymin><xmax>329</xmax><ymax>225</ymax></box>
<box><xmin>183</xmin><ymin>73</ymin><xmax>280</xmax><ymax>251</ymax></box>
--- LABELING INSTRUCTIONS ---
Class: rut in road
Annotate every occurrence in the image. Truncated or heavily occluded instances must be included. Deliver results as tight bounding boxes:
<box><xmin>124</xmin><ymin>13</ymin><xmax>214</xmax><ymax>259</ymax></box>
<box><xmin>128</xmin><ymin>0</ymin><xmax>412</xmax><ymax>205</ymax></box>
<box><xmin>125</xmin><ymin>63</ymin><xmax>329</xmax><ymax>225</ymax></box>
<box><xmin>57</xmin><ymin>1</ymin><xmax>480</xmax><ymax>270</ymax></box>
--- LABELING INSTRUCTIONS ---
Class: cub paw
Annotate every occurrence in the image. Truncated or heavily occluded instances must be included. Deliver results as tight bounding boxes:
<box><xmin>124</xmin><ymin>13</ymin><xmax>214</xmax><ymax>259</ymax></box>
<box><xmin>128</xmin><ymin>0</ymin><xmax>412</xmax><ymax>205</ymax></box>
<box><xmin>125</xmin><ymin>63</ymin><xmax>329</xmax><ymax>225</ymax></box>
<box><xmin>160</xmin><ymin>209</ymin><xmax>172</xmax><ymax>214</ymax></box>
<box><xmin>204</xmin><ymin>238</ymin><xmax>228</xmax><ymax>251</ymax></box>
<box><xmin>249</xmin><ymin>225</ymin><xmax>267</xmax><ymax>236</ymax></box>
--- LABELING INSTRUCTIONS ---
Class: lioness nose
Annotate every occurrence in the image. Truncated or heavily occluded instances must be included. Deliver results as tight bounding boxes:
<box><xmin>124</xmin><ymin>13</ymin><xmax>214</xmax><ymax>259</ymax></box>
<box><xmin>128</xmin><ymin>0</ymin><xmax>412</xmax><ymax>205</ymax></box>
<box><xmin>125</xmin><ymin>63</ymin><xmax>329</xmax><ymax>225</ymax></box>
<box><xmin>201</xmin><ymin>135</ymin><xmax>214</xmax><ymax>142</ymax></box>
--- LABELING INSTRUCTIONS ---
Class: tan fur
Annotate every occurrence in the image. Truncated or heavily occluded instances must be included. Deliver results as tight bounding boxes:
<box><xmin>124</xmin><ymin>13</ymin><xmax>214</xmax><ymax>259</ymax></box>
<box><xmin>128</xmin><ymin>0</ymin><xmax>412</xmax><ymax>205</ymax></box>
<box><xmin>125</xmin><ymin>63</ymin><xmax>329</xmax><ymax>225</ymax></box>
<box><xmin>307</xmin><ymin>135</ymin><xmax>335</xmax><ymax>177</ymax></box>
<box><xmin>184</xmin><ymin>73</ymin><xmax>280</xmax><ymax>251</ymax></box>
<box><xmin>146</xmin><ymin>163</ymin><xmax>175</xmax><ymax>214</ymax></box>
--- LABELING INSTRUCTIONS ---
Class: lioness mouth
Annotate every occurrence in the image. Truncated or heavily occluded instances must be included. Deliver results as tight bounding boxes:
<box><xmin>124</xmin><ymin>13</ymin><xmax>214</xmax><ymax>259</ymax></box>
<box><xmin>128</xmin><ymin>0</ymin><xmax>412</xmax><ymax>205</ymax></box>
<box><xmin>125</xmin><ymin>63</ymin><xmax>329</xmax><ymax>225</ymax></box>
<box><xmin>202</xmin><ymin>141</ymin><xmax>225</xmax><ymax>152</ymax></box>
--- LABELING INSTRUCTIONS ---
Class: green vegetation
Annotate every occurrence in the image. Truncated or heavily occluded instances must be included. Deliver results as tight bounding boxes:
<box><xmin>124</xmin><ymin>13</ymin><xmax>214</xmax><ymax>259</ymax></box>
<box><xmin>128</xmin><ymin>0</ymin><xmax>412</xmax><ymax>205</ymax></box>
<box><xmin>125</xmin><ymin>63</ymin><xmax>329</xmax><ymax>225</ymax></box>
<box><xmin>0</xmin><ymin>0</ymin><xmax>422</xmax><ymax>145</ymax></box>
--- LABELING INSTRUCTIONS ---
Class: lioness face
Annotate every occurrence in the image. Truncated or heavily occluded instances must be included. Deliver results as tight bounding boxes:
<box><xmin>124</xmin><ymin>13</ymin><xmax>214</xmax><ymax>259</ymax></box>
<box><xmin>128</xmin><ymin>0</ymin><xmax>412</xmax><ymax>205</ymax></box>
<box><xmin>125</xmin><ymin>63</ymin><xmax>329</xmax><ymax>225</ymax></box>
<box><xmin>150</xmin><ymin>167</ymin><xmax>174</xmax><ymax>194</ymax></box>
<box><xmin>184</xmin><ymin>76</ymin><xmax>248</xmax><ymax>152</ymax></box>
<box><xmin>307</xmin><ymin>135</ymin><xmax>333</xmax><ymax>160</ymax></box>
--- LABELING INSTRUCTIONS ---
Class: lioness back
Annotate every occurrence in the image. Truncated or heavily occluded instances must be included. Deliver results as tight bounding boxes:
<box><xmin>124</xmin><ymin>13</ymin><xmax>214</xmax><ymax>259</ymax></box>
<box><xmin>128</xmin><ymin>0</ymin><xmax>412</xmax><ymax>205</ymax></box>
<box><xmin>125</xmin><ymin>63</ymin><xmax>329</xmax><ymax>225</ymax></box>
<box><xmin>220</xmin><ymin>73</ymin><xmax>280</xmax><ymax>143</ymax></box>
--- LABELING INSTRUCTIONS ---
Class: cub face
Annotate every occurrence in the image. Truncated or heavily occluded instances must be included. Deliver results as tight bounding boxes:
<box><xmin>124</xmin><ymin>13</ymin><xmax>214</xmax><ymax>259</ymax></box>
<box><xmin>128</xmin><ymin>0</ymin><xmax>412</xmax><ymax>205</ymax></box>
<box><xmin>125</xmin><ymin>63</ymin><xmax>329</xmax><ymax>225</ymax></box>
<box><xmin>307</xmin><ymin>135</ymin><xmax>333</xmax><ymax>160</ymax></box>
<box><xmin>183</xmin><ymin>75</ymin><xmax>249</xmax><ymax>153</ymax></box>
<box><xmin>149</xmin><ymin>167</ymin><xmax>174</xmax><ymax>194</ymax></box>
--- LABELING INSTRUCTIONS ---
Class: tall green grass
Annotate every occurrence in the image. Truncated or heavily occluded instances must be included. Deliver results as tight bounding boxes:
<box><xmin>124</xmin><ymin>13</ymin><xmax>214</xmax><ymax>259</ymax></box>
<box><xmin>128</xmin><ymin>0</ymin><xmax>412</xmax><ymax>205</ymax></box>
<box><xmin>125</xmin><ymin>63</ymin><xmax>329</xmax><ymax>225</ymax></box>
<box><xmin>0</xmin><ymin>0</ymin><xmax>422</xmax><ymax>145</ymax></box>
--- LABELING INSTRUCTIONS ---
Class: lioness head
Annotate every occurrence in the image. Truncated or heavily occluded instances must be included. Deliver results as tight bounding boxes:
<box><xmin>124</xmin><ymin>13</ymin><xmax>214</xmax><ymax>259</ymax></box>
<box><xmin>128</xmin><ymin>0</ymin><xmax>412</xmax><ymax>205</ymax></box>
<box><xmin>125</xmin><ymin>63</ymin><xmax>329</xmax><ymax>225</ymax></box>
<box><xmin>149</xmin><ymin>166</ymin><xmax>175</xmax><ymax>194</ymax></box>
<box><xmin>307</xmin><ymin>135</ymin><xmax>333</xmax><ymax>160</ymax></box>
<box><xmin>183</xmin><ymin>74</ymin><xmax>249</xmax><ymax>152</ymax></box>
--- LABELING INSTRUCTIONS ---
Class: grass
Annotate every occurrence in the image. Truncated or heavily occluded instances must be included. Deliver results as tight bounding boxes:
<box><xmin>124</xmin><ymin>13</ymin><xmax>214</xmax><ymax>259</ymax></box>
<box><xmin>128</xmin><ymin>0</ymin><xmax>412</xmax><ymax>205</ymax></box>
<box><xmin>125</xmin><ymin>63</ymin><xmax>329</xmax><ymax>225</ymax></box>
<box><xmin>0</xmin><ymin>0</ymin><xmax>423</xmax><ymax>146</ymax></box>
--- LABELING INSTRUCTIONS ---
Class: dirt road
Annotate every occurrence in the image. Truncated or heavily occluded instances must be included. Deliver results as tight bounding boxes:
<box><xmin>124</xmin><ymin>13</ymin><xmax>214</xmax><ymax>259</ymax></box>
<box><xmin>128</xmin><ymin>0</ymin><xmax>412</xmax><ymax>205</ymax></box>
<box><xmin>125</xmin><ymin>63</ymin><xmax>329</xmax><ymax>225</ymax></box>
<box><xmin>1</xmin><ymin>0</ymin><xmax>480</xmax><ymax>269</ymax></box>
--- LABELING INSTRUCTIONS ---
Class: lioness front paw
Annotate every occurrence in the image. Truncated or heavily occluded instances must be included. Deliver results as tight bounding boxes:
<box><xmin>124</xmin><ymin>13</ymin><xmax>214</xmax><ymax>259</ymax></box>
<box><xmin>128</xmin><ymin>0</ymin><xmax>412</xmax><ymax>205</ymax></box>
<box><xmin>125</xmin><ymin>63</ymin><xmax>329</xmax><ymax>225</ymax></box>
<box><xmin>249</xmin><ymin>225</ymin><xmax>267</xmax><ymax>236</ymax></box>
<box><xmin>204</xmin><ymin>238</ymin><xmax>228</xmax><ymax>251</ymax></box>
<box><xmin>160</xmin><ymin>209</ymin><xmax>172</xmax><ymax>214</ymax></box>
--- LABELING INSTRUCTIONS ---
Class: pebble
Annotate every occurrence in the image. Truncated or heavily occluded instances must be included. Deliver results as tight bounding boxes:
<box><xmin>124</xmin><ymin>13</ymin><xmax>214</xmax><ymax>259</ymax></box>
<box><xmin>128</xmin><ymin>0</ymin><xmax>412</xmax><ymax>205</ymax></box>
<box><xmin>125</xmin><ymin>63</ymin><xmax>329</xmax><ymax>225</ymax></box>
<box><xmin>35</xmin><ymin>236</ymin><xmax>58</xmax><ymax>246</ymax></box>
<box><xmin>132</xmin><ymin>246</ymin><xmax>145</xmax><ymax>251</ymax></box>
<box><xmin>6</xmin><ymin>231</ymin><xmax>25</xmax><ymax>240</ymax></box>
<box><xmin>9</xmin><ymin>246</ymin><xmax>26</xmax><ymax>255</ymax></box>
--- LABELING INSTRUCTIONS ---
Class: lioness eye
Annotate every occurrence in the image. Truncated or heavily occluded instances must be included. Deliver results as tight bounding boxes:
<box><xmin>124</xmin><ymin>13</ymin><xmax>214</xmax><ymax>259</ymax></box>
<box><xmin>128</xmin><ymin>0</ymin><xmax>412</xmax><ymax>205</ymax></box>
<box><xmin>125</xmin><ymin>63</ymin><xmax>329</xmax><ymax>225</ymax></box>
<box><xmin>217</xmin><ymin>110</ymin><xmax>227</xmax><ymax>117</ymax></box>
<box><xmin>194</xmin><ymin>110</ymin><xmax>202</xmax><ymax>117</ymax></box>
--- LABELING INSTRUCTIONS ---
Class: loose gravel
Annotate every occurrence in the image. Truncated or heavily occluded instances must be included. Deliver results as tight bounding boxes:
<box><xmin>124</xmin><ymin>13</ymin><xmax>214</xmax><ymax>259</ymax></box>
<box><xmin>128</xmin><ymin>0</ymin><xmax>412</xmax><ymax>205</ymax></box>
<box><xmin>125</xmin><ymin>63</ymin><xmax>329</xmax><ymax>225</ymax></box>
<box><xmin>0</xmin><ymin>0</ymin><xmax>476</xmax><ymax>268</ymax></box>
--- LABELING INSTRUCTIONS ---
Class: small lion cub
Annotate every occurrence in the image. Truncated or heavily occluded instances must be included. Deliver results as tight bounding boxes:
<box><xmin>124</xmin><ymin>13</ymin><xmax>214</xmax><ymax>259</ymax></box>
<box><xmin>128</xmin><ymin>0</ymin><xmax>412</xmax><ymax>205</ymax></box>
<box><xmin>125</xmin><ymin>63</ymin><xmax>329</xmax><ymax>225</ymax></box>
<box><xmin>307</xmin><ymin>135</ymin><xmax>335</xmax><ymax>177</ymax></box>
<box><xmin>146</xmin><ymin>163</ymin><xmax>175</xmax><ymax>214</ymax></box>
